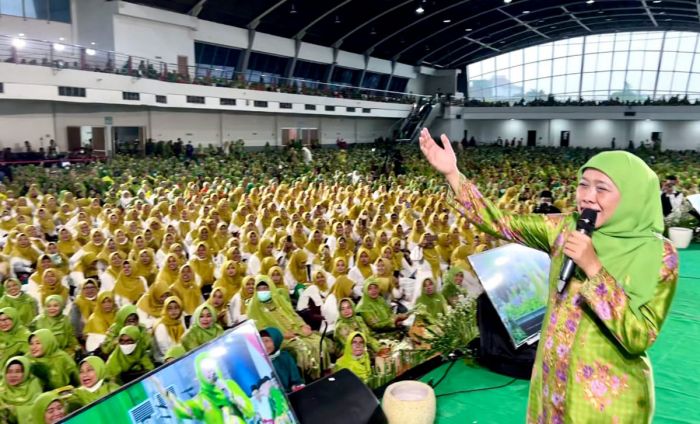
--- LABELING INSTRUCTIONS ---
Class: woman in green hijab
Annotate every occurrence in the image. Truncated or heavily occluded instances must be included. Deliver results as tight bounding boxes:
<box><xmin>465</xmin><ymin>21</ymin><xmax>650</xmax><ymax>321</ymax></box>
<box><xmin>181</xmin><ymin>303</ymin><xmax>224</xmax><ymax>352</ymax></box>
<box><xmin>355</xmin><ymin>278</ymin><xmax>407</xmax><ymax>335</ymax></box>
<box><xmin>105</xmin><ymin>325</ymin><xmax>154</xmax><ymax>384</ymax></box>
<box><xmin>30</xmin><ymin>389</ymin><xmax>68</xmax><ymax>424</ymax></box>
<box><xmin>334</xmin><ymin>298</ymin><xmax>382</xmax><ymax>354</ymax></box>
<box><xmin>164</xmin><ymin>344</ymin><xmax>186</xmax><ymax>363</ymax></box>
<box><xmin>101</xmin><ymin>304</ymin><xmax>152</xmax><ymax>356</ymax></box>
<box><xmin>421</xmin><ymin>129</ymin><xmax>679</xmax><ymax>424</ymax></box>
<box><xmin>412</xmin><ymin>276</ymin><xmax>448</xmax><ymax>326</ymax></box>
<box><xmin>74</xmin><ymin>356</ymin><xmax>120</xmax><ymax>406</ymax></box>
<box><xmin>0</xmin><ymin>307</ymin><xmax>31</xmax><ymax>371</ymax></box>
<box><xmin>335</xmin><ymin>332</ymin><xmax>372</xmax><ymax>384</ymax></box>
<box><xmin>247</xmin><ymin>276</ymin><xmax>330</xmax><ymax>380</ymax></box>
<box><xmin>158</xmin><ymin>351</ymin><xmax>254</xmax><ymax>424</ymax></box>
<box><xmin>0</xmin><ymin>356</ymin><xmax>43</xmax><ymax>423</ymax></box>
<box><xmin>30</xmin><ymin>294</ymin><xmax>80</xmax><ymax>357</ymax></box>
<box><xmin>441</xmin><ymin>266</ymin><xmax>468</xmax><ymax>308</ymax></box>
<box><xmin>26</xmin><ymin>328</ymin><xmax>79</xmax><ymax>390</ymax></box>
<box><xmin>0</xmin><ymin>278</ymin><xmax>38</xmax><ymax>326</ymax></box>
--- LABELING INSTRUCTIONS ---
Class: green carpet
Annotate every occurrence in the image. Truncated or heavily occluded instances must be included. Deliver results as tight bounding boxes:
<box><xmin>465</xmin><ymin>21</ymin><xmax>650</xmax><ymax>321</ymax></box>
<box><xmin>420</xmin><ymin>244</ymin><xmax>700</xmax><ymax>424</ymax></box>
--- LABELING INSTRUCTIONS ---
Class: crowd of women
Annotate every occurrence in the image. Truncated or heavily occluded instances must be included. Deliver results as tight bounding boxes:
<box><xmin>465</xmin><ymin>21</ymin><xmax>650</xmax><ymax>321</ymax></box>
<box><xmin>0</xmin><ymin>141</ymin><xmax>696</xmax><ymax>423</ymax></box>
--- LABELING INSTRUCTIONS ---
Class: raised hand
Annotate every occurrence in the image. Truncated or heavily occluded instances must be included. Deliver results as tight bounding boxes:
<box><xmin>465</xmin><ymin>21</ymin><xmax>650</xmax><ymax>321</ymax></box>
<box><xmin>419</xmin><ymin>128</ymin><xmax>458</xmax><ymax>177</ymax></box>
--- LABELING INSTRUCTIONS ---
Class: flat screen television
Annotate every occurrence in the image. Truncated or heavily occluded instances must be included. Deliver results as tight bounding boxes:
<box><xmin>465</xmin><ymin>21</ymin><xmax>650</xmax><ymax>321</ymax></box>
<box><xmin>468</xmin><ymin>243</ymin><xmax>551</xmax><ymax>348</ymax></box>
<box><xmin>60</xmin><ymin>320</ymin><xmax>299</xmax><ymax>424</ymax></box>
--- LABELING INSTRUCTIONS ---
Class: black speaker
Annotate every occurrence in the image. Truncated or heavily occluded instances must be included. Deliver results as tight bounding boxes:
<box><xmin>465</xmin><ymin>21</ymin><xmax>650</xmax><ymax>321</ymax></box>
<box><xmin>624</xmin><ymin>111</ymin><xmax>636</xmax><ymax>117</ymax></box>
<box><xmin>288</xmin><ymin>369</ymin><xmax>387</xmax><ymax>424</ymax></box>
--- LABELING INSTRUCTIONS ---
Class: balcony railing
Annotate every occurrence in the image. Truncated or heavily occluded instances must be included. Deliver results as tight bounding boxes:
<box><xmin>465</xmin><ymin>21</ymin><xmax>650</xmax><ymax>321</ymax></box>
<box><xmin>0</xmin><ymin>35</ymin><xmax>428</xmax><ymax>104</ymax></box>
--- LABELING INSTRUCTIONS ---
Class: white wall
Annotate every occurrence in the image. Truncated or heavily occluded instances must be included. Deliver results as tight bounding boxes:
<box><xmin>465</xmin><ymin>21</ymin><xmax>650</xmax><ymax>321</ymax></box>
<box><xmin>0</xmin><ymin>15</ymin><xmax>73</xmax><ymax>42</ymax></box>
<box><xmin>74</xmin><ymin>0</ymin><xmax>117</xmax><ymax>51</ymax></box>
<box><xmin>113</xmin><ymin>15</ymin><xmax>195</xmax><ymax>64</ymax></box>
<box><xmin>0</xmin><ymin>101</ymin><xmax>55</xmax><ymax>151</ymax></box>
<box><xmin>150</xmin><ymin>110</ymin><xmax>220</xmax><ymax>144</ymax></box>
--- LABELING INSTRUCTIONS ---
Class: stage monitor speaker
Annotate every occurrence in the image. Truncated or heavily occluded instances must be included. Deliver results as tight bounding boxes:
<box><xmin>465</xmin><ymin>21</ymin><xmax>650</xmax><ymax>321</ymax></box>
<box><xmin>288</xmin><ymin>369</ymin><xmax>387</xmax><ymax>424</ymax></box>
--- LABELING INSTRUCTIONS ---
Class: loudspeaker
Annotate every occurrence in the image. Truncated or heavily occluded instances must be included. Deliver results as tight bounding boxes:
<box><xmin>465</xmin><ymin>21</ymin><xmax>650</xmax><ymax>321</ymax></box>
<box><xmin>288</xmin><ymin>369</ymin><xmax>387</xmax><ymax>424</ymax></box>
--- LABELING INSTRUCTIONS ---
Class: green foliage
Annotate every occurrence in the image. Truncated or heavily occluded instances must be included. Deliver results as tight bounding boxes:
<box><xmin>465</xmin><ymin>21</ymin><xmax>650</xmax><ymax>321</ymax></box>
<box><xmin>416</xmin><ymin>299</ymin><xmax>479</xmax><ymax>361</ymax></box>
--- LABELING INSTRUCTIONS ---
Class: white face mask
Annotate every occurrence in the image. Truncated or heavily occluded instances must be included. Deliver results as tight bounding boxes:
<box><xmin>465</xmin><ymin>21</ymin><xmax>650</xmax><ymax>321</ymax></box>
<box><xmin>119</xmin><ymin>343</ymin><xmax>137</xmax><ymax>355</ymax></box>
<box><xmin>84</xmin><ymin>379</ymin><xmax>104</xmax><ymax>392</ymax></box>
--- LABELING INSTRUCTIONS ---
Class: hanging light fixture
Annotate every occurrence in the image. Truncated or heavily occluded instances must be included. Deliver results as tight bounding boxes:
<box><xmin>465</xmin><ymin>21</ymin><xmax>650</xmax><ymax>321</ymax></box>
<box><xmin>290</xmin><ymin>3</ymin><xmax>297</xmax><ymax>14</ymax></box>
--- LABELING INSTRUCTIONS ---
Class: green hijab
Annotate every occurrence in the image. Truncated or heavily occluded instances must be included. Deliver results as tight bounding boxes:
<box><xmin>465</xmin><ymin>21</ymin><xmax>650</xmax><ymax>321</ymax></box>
<box><xmin>0</xmin><ymin>356</ymin><xmax>43</xmax><ymax>407</ymax></box>
<box><xmin>32</xmin><ymin>294</ymin><xmax>74</xmax><ymax>351</ymax></box>
<box><xmin>355</xmin><ymin>278</ymin><xmax>394</xmax><ymax>329</ymax></box>
<box><xmin>75</xmin><ymin>356</ymin><xmax>120</xmax><ymax>405</ymax></box>
<box><xmin>247</xmin><ymin>276</ymin><xmax>305</xmax><ymax>331</ymax></box>
<box><xmin>164</xmin><ymin>344</ymin><xmax>186</xmax><ymax>362</ymax></box>
<box><xmin>0</xmin><ymin>307</ymin><xmax>31</xmax><ymax>365</ymax></box>
<box><xmin>414</xmin><ymin>276</ymin><xmax>448</xmax><ymax>325</ymax></box>
<box><xmin>335</xmin><ymin>331</ymin><xmax>372</xmax><ymax>383</ymax></box>
<box><xmin>27</xmin><ymin>328</ymin><xmax>79</xmax><ymax>390</ymax></box>
<box><xmin>0</xmin><ymin>278</ymin><xmax>38</xmax><ymax>326</ymax></box>
<box><xmin>441</xmin><ymin>267</ymin><xmax>467</xmax><ymax>302</ymax></box>
<box><xmin>334</xmin><ymin>298</ymin><xmax>381</xmax><ymax>353</ymax></box>
<box><xmin>31</xmin><ymin>389</ymin><xmax>67</xmax><ymax>424</ymax></box>
<box><xmin>579</xmin><ymin>151</ymin><xmax>665</xmax><ymax>317</ymax></box>
<box><xmin>105</xmin><ymin>325</ymin><xmax>154</xmax><ymax>382</ymax></box>
<box><xmin>180</xmin><ymin>304</ymin><xmax>224</xmax><ymax>352</ymax></box>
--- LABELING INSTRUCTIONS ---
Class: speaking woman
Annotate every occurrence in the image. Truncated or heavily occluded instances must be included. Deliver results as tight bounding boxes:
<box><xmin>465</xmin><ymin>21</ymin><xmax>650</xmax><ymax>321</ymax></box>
<box><xmin>420</xmin><ymin>128</ymin><xmax>678</xmax><ymax>424</ymax></box>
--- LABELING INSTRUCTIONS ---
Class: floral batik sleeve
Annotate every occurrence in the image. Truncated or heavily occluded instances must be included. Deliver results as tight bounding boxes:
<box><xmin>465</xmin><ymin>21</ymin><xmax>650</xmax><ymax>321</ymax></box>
<box><xmin>579</xmin><ymin>240</ymin><xmax>679</xmax><ymax>355</ymax></box>
<box><xmin>447</xmin><ymin>173</ymin><xmax>569</xmax><ymax>254</ymax></box>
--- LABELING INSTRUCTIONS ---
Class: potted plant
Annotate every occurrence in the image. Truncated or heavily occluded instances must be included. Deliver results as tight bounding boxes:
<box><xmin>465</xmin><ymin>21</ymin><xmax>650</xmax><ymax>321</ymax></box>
<box><xmin>664</xmin><ymin>200</ymin><xmax>699</xmax><ymax>249</ymax></box>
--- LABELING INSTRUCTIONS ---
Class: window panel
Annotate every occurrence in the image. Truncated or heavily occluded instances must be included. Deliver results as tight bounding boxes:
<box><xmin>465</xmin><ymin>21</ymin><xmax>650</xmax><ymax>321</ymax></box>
<box><xmin>678</xmin><ymin>33</ymin><xmax>697</xmax><ymax>52</ymax></box>
<box><xmin>552</xmin><ymin>75</ymin><xmax>566</xmax><ymax>94</ymax></box>
<box><xmin>553</xmin><ymin>41</ymin><xmax>568</xmax><ymax>59</ymax></box>
<box><xmin>538</xmin><ymin>43</ymin><xmax>553</xmax><ymax>61</ymax></box>
<box><xmin>671</xmin><ymin>72</ymin><xmax>689</xmax><ymax>94</ymax></box>
<box><xmin>510</xmin><ymin>65</ymin><xmax>523</xmax><ymax>83</ymax></box>
<box><xmin>642</xmin><ymin>51</ymin><xmax>660</xmax><ymax>70</ymax></box>
<box><xmin>567</xmin><ymin>55</ymin><xmax>582</xmax><ymax>72</ymax></box>
<box><xmin>610</xmin><ymin>71</ymin><xmax>626</xmax><ymax>92</ymax></box>
<box><xmin>583</xmin><ymin>53</ymin><xmax>598</xmax><ymax>73</ymax></box>
<box><xmin>509</xmin><ymin>49</ymin><xmax>523</xmax><ymax>67</ymax></box>
<box><xmin>482</xmin><ymin>57</ymin><xmax>495</xmax><ymax>74</ymax></box>
<box><xmin>597</xmin><ymin>52</ymin><xmax>613</xmax><ymax>70</ymax></box>
<box><xmin>468</xmin><ymin>63</ymin><xmax>481</xmax><ymax>79</ymax></box>
<box><xmin>627</xmin><ymin>51</ymin><xmax>644</xmax><ymax>70</ymax></box>
<box><xmin>625</xmin><ymin>71</ymin><xmax>642</xmax><ymax>91</ymax></box>
<box><xmin>581</xmin><ymin>73</ymin><xmax>595</xmax><ymax>92</ymax></box>
<box><xmin>663</xmin><ymin>33</ymin><xmax>679</xmax><ymax>51</ymax></box>
<box><xmin>640</xmin><ymin>71</ymin><xmax>657</xmax><ymax>92</ymax></box>
<box><xmin>594</xmin><ymin>71</ymin><xmax>611</xmax><ymax>92</ymax></box>
<box><xmin>566</xmin><ymin>74</ymin><xmax>580</xmax><ymax>95</ymax></box>
<box><xmin>586</xmin><ymin>40</ymin><xmax>599</xmax><ymax>54</ymax></box>
<box><xmin>660</xmin><ymin>51</ymin><xmax>676</xmax><ymax>72</ymax></box>
<box><xmin>524</xmin><ymin>62</ymin><xmax>537</xmax><ymax>81</ymax></box>
<box><xmin>49</xmin><ymin>0</ymin><xmax>70</xmax><ymax>23</ymax></box>
<box><xmin>523</xmin><ymin>46</ymin><xmax>538</xmax><ymax>64</ymax></box>
<box><xmin>568</xmin><ymin>38</ymin><xmax>584</xmax><ymax>55</ymax></box>
<box><xmin>0</xmin><ymin>0</ymin><xmax>22</xmax><ymax>16</ymax></box>
<box><xmin>675</xmin><ymin>52</ymin><xmax>692</xmax><ymax>73</ymax></box>
<box><xmin>687</xmin><ymin>73</ymin><xmax>700</xmax><ymax>95</ymax></box>
<box><xmin>538</xmin><ymin>60</ymin><xmax>552</xmax><ymax>78</ymax></box>
<box><xmin>552</xmin><ymin>57</ymin><xmax>567</xmax><ymax>76</ymax></box>
<box><xmin>630</xmin><ymin>33</ymin><xmax>648</xmax><ymax>50</ymax></box>
<box><xmin>598</xmin><ymin>34</ymin><xmax>615</xmax><ymax>52</ymax></box>
<box><xmin>693</xmin><ymin>55</ymin><xmax>700</xmax><ymax>73</ymax></box>
<box><xmin>537</xmin><ymin>77</ymin><xmax>551</xmax><ymax>94</ymax></box>
<box><xmin>614</xmin><ymin>33</ymin><xmax>630</xmax><ymax>51</ymax></box>
<box><xmin>611</xmin><ymin>51</ymin><xmax>628</xmax><ymax>70</ymax></box>
<box><xmin>645</xmin><ymin>33</ymin><xmax>664</xmax><ymax>50</ymax></box>
<box><xmin>24</xmin><ymin>0</ymin><xmax>48</xmax><ymax>19</ymax></box>
<box><xmin>496</xmin><ymin>53</ymin><xmax>509</xmax><ymax>70</ymax></box>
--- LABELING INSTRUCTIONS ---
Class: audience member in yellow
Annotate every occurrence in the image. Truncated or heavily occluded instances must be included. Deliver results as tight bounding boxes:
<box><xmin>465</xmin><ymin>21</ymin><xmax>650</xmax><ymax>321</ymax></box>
<box><xmin>70</xmin><ymin>279</ymin><xmax>99</xmax><ymax>339</ymax></box>
<box><xmin>152</xmin><ymin>296</ymin><xmax>185</xmax><ymax>363</ymax></box>
<box><xmin>214</xmin><ymin>260</ymin><xmax>243</xmax><ymax>302</ymax></box>
<box><xmin>31</xmin><ymin>295</ymin><xmax>80</xmax><ymax>357</ymax></box>
<box><xmin>189</xmin><ymin>242</ymin><xmax>216</xmax><ymax>287</ymax></box>
<box><xmin>26</xmin><ymin>328</ymin><xmax>79</xmax><ymax>390</ymax></box>
<box><xmin>169</xmin><ymin>264</ymin><xmax>203</xmax><ymax>316</ymax></box>
<box><xmin>136</xmin><ymin>277</ymin><xmax>171</xmax><ymax>329</ymax></box>
<box><xmin>84</xmin><ymin>291</ymin><xmax>117</xmax><ymax>352</ymax></box>
<box><xmin>155</xmin><ymin>253</ymin><xmax>180</xmax><ymax>288</ymax></box>
<box><xmin>132</xmin><ymin>249</ymin><xmax>158</xmax><ymax>286</ymax></box>
<box><xmin>229</xmin><ymin>275</ymin><xmax>255</xmax><ymax>324</ymax></box>
<box><xmin>0</xmin><ymin>307</ymin><xmax>31</xmax><ymax>371</ymax></box>
<box><xmin>113</xmin><ymin>260</ymin><xmax>148</xmax><ymax>307</ymax></box>
<box><xmin>284</xmin><ymin>249</ymin><xmax>310</xmax><ymax>296</ymax></box>
<box><xmin>207</xmin><ymin>286</ymin><xmax>231</xmax><ymax>328</ymax></box>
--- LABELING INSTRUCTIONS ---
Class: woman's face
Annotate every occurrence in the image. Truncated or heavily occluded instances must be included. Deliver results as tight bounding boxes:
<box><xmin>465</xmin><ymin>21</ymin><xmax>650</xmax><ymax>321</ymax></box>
<box><xmin>245</xmin><ymin>279</ymin><xmax>255</xmax><ymax>294</ymax></box>
<box><xmin>313</xmin><ymin>231</ymin><xmax>322</xmax><ymax>243</ymax></box>
<box><xmin>29</xmin><ymin>337</ymin><xmax>44</xmax><ymax>357</ymax></box>
<box><xmin>197</xmin><ymin>245</ymin><xmax>207</xmax><ymax>258</ymax></box>
<box><xmin>125</xmin><ymin>313</ymin><xmax>139</xmax><ymax>326</ymax></box>
<box><xmin>226</xmin><ymin>263</ymin><xmax>237</xmax><ymax>277</ymax></box>
<box><xmin>83</xmin><ymin>283</ymin><xmax>98</xmax><ymax>299</ymax></box>
<box><xmin>351</xmin><ymin>335</ymin><xmax>366</xmax><ymax>357</ymax></box>
<box><xmin>576</xmin><ymin>169</ymin><xmax>621</xmax><ymax>228</ymax></box>
<box><xmin>0</xmin><ymin>313</ymin><xmax>13</xmax><ymax>332</ymax></box>
<box><xmin>199</xmin><ymin>308</ymin><xmax>213</xmax><ymax>329</ymax></box>
<box><xmin>111</xmin><ymin>254</ymin><xmax>123</xmax><ymax>268</ymax></box>
<box><xmin>6</xmin><ymin>280</ymin><xmax>21</xmax><ymax>297</ymax></box>
<box><xmin>336</xmin><ymin>260</ymin><xmax>346</xmax><ymax>273</ymax></box>
<box><xmin>340</xmin><ymin>300</ymin><xmax>353</xmax><ymax>318</ymax></box>
<box><xmin>5</xmin><ymin>363</ymin><xmax>24</xmax><ymax>386</ymax></box>
<box><xmin>376</xmin><ymin>260</ymin><xmax>386</xmax><ymax>275</ymax></box>
<box><xmin>44</xmin><ymin>400</ymin><xmax>65</xmax><ymax>424</ymax></box>
<box><xmin>17</xmin><ymin>234</ymin><xmax>29</xmax><ymax>248</ymax></box>
<box><xmin>135</xmin><ymin>237</ymin><xmax>145</xmax><ymax>249</ymax></box>
<box><xmin>92</xmin><ymin>232</ymin><xmax>104</xmax><ymax>245</ymax></box>
<box><xmin>167</xmin><ymin>301</ymin><xmax>181</xmax><ymax>319</ymax></box>
<box><xmin>424</xmin><ymin>279</ymin><xmax>435</xmax><ymax>295</ymax></box>
<box><xmin>118</xmin><ymin>335</ymin><xmax>135</xmax><ymax>345</ymax></box>
<box><xmin>249</xmin><ymin>232</ymin><xmax>258</xmax><ymax>244</ymax></box>
<box><xmin>271</xmin><ymin>270</ymin><xmax>281</xmax><ymax>284</ymax></box>
<box><xmin>181</xmin><ymin>266</ymin><xmax>193</xmax><ymax>281</ymax></box>
<box><xmin>338</xmin><ymin>237</ymin><xmax>347</xmax><ymax>249</ymax></box>
<box><xmin>59</xmin><ymin>229</ymin><xmax>70</xmax><ymax>241</ymax></box>
<box><xmin>454</xmin><ymin>272</ymin><xmax>464</xmax><ymax>285</ymax></box>
<box><xmin>315</xmin><ymin>273</ymin><xmax>326</xmax><ymax>286</ymax></box>
<box><xmin>79</xmin><ymin>362</ymin><xmax>98</xmax><ymax>388</ymax></box>
<box><xmin>140</xmin><ymin>251</ymin><xmax>151</xmax><ymax>264</ymax></box>
<box><xmin>211</xmin><ymin>290</ymin><xmax>224</xmax><ymax>307</ymax></box>
<box><xmin>368</xmin><ymin>284</ymin><xmax>380</xmax><ymax>299</ymax></box>
<box><xmin>101</xmin><ymin>297</ymin><xmax>114</xmax><ymax>313</ymax></box>
<box><xmin>46</xmin><ymin>300</ymin><xmax>61</xmax><ymax>317</ymax></box>
<box><xmin>379</xmin><ymin>232</ymin><xmax>388</xmax><ymax>244</ymax></box>
<box><xmin>359</xmin><ymin>252</ymin><xmax>370</xmax><ymax>266</ymax></box>
<box><xmin>123</xmin><ymin>262</ymin><xmax>133</xmax><ymax>276</ymax></box>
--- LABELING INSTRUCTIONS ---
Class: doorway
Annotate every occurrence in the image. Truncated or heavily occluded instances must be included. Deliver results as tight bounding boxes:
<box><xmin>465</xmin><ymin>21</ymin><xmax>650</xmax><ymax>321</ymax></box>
<box><xmin>66</xmin><ymin>126</ymin><xmax>106</xmax><ymax>156</ymax></box>
<box><xmin>560</xmin><ymin>130</ymin><xmax>570</xmax><ymax>147</ymax></box>
<box><xmin>651</xmin><ymin>131</ymin><xmax>662</xmax><ymax>151</ymax></box>
<box><xmin>113</xmin><ymin>127</ymin><xmax>145</xmax><ymax>155</ymax></box>
<box><xmin>527</xmin><ymin>130</ymin><xmax>537</xmax><ymax>147</ymax></box>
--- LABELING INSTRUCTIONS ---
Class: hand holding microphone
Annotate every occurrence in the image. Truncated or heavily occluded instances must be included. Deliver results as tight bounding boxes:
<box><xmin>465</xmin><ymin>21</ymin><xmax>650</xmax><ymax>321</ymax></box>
<box><xmin>558</xmin><ymin>209</ymin><xmax>601</xmax><ymax>293</ymax></box>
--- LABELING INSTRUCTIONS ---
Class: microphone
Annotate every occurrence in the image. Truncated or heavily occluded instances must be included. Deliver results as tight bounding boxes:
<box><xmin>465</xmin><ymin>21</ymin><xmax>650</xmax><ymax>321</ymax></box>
<box><xmin>557</xmin><ymin>208</ymin><xmax>598</xmax><ymax>293</ymax></box>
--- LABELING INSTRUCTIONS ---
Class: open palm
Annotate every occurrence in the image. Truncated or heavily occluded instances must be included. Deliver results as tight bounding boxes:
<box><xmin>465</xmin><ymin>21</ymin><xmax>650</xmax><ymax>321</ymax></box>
<box><xmin>419</xmin><ymin>128</ymin><xmax>458</xmax><ymax>176</ymax></box>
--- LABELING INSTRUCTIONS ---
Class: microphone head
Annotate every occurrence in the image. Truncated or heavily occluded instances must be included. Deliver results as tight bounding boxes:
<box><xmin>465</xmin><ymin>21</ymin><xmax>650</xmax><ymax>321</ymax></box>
<box><xmin>577</xmin><ymin>209</ymin><xmax>598</xmax><ymax>233</ymax></box>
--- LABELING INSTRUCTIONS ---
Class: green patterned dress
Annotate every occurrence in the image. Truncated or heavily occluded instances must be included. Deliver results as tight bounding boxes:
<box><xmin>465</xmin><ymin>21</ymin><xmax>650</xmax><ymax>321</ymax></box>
<box><xmin>448</xmin><ymin>174</ymin><xmax>678</xmax><ymax>424</ymax></box>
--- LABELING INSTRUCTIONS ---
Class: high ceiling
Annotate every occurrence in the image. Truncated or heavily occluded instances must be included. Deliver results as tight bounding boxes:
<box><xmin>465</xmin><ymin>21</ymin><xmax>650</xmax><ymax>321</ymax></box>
<box><xmin>127</xmin><ymin>0</ymin><xmax>700</xmax><ymax>68</ymax></box>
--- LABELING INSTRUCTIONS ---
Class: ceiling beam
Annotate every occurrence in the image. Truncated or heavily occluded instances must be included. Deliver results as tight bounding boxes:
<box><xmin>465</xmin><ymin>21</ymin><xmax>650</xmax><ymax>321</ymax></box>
<box><xmin>464</xmin><ymin>36</ymin><xmax>501</xmax><ymax>52</ymax></box>
<box><xmin>641</xmin><ymin>0</ymin><xmax>659</xmax><ymax>27</ymax></box>
<box><xmin>497</xmin><ymin>8</ymin><xmax>550</xmax><ymax>39</ymax></box>
<box><xmin>332</xmin><ymin>0</ymin><xmax>412</xmax><ymax>49</ymax></box>
<box><xmin>187</xmin><ymin>0</ymin><xmax>208</xmax><ymax>17</ymax></box>
<box><xmin>294</xmin><ymin>0</ymin><xmax>353</xmax><ymax>40</ymax></box>
<box><xmin>561</xmin><ymin>6</ymin><xmax>592</xmax><ymax>32</ymax></box>
<box><xmin>247</xmin><ymin>0</ymin><xmax>288</xmax><ymax>30</ymax></box>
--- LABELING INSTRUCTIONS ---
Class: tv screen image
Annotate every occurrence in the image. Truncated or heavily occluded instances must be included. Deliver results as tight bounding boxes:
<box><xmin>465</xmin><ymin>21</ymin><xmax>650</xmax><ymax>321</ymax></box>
<box><xmin>468</xmin><ymin>243</ymin><xmax>551</xmax><ymax>348</ymax></box>
<box><xmin>61</xmin><ymin>321</ymin><xmax>298</xmax><ymax>424</ymax></box>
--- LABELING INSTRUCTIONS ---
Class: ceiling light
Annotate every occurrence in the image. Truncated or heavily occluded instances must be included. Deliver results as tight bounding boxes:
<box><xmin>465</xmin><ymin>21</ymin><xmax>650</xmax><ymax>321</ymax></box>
<box><xmin>523</xmin><ymin>10</ymin><xmax>530</xmax><ymax>14</ymax></box>
<box><xmin>415</xmin><ymin>6</ymin><xmax>425</xmax><ymax>14</ymax></box>
<box><xmin>90</xmin><ymin>42</ymin><xmax>96</xmax><ymax>45</ymax></box>
<box><xmin>443</xmin><ymin>19</ymin><xmax>451</xmax><ymax>23</ymax></box>
<box><xmin>12</xmin><ymin>38</ymin><xmax>25</xmax><ymax>48</ymax></box>
<box><xmin>504</xmin><ymin>0</ymin><xmax>512</xmax><ymax>3</ymax></box>
<box><xmin>86</xmin><ymin>49</ymin><xmax>96</xmax><ymax>56</ymax></box>
<box><xmin>653</xmin><ymin>0</ymin><xmax>661</xmax><ymax>3</ymax></box>
<box><xmin>370</xmin><ymin>27</ymin><xmax>377</xmax><ymax>35</ymax></box>
<box><xmin>465</xmin><ymin>28</ymin><xmax>472</xmax><ymax>31</ymax></box>
<box><xmin>59</xmin><ymin>37</ymin><xmax>65</xmax><ymax>41</ymax></box>
<box><xmin>659</xmin><ymin>11</ymin><xmax>665</xmax><ymax>14</ymax></box>
<box><xmin>334</xmin><ymin>15</ymin><xmax>340</xmax><ymax>24</ymax></box>
<box><xmin>289</xmin><ymin>3</ymin><xmax>297</xmax><ymax>14</ymax></box>
<box><xmin>53</xmin><ymin>43</ymin><xmax>65</xmax><ymax>51</ymax></box>
<box><xmin>551</xmin><ymin>25</ymin><xmax>557</xmax><ymax>28</ymax></box>
<box><xmin>586</xmin><ymin>0</ymin><xmax>594</xmax><ymax>4</ymax></box>
<box><xmin>18</xmin><ymin>33</ymin><xmax>25</xmax><ymax>37</ymax></box>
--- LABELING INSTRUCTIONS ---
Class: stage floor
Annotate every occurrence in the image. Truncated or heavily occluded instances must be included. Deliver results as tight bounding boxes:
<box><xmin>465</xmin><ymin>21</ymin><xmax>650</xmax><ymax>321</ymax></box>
<box><xmin>420</xmin><ymin>244</ymin><xmax>700</xmax><ymax>424</ymax></box>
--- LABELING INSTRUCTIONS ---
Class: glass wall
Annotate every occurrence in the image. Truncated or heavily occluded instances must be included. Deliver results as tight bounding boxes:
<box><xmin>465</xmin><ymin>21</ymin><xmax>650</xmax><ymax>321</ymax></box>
<box><xmin>467</xmin><ymin>31</ymin><xmax>700</xmax><ymax>102</ymax></box>
<box><xmin>0</xmin><ymin>0</ymin><xmax>70</xmax><ymax>23</ymax></box>
<box><xmin>194</xmin><ymin>42</ymin><xmax>242</xmax><ymax>79</ymax></box>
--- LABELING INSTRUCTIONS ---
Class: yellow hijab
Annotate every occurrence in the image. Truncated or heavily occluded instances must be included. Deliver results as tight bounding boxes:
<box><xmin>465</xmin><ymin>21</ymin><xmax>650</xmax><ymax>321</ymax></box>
<box><xmin>84</xmin><ymin>291</ymin><xmax>116</xmax><ymax>335</ymax></box>
<box><xmin>153</xmin><ymin>296</ymin><xmax>185</xmax><ymax>343</ymax></box>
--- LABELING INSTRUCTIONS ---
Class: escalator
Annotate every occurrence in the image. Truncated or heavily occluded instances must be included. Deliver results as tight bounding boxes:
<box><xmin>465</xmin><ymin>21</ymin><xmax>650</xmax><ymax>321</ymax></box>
<box><xmin>395</xmin><ymin>99</ymin><xmax>441</xmax><ymax>143</ymax></box>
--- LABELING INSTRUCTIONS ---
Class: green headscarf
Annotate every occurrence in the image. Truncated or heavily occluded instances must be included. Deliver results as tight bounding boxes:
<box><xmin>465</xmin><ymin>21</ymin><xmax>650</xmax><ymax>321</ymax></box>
<box><xmin>27</xmin><ymin>328</ymin><xmax>79</xmax><ymax>390</ymax></box>
<box><xmin>31</xmin><ymin>294</ymin><xmax>77</xmax><ymax>353</ymax></box>
<box><xmin>335</xmin><ymin>332</ymin><xmax>372</xmax><ymax>383</ymax></box>
<box><xmin>164</xmin><ymin>344</ymin><xmax>187</xmax><ymax>362</ymax></box>
<box><xmin>0</xmin><ymin>278</ymin><xmax>38</xmax><ymax>326</ymax></box>
<box><xmin>75</xmin><ymin>356</ymin><xmax>120</xmax><ymax>405</ymax></box>
<box><xmin>441</xmin><ymin>267</ymin><xmax>467</xmax><ymax>302</ymax></box>
<box><xmin>0</xmin><ymin>307</ymin><xmax>31</xmax><ymax>368</ymax></box>
<box><xmin>579</xmin><ymin>151</ymin><xmax>665</xmax><ymax>318</ymax></box>
<box><xmin>355</xmin><ymin>278</ymin><xmax>395</xmax><ymax>331</ymax></box>
<box><xmin>102</xmin><ymin>304</ymin><xmax>144</xmax><ymax>355</ymax></box>
<box><xmin>414</xmin><ymin>276</ymin><xmax>448</xmax><ymax>325</ymax></box>
<box><xmin>180</xmin><ymin>304</ymin><xmax>224</xmax><ymax>352</ymax></box>
<box><xmin>334</xmin><ymin>298</ymin><xmax>381</xmax><ymax>352</ymax></box>
<box><xmin>31</xmin><ymin>389</ymin><xmax>67</xmax><ymax>424</ymax></box>
<box><xmin>0</xmin><ymin>356</ymin><xmax>43</xmax><ymax>408</ymax></box>
<box><xmin>247</xmin><ymin>277</ymin><xmax>306</xmax><ymax>332</ymax></box>
<box><xmin>105</xmin><ymin>325</ymin><xmax>154</xmax><ymax>383</ymax></box>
